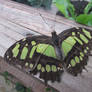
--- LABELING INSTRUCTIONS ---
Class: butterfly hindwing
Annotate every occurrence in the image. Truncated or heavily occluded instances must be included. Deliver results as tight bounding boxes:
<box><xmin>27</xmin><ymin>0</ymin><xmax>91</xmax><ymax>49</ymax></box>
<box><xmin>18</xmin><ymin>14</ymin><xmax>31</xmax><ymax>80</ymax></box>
<box><xmin>59</xmin><ymin>27</ymin><xmax>92</xmax><ymax>76</ymax></box>
<box><xmin>4</xmin><ymin>35</ymin><xmax>63</xmax><ymax>83</ymax></box>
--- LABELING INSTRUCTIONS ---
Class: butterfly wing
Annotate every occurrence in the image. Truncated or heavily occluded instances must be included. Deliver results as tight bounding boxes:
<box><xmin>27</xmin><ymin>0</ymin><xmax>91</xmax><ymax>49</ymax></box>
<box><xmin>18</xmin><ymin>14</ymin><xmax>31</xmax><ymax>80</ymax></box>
<box><xmin>59</xmin><ymin>27</ymin><xmax>92</xmax><ymax>76</ymax></box>
<box><xmin>4</xmin><ymin>35</ymin><xmax>63</xmax><ymax>84</ymax></box>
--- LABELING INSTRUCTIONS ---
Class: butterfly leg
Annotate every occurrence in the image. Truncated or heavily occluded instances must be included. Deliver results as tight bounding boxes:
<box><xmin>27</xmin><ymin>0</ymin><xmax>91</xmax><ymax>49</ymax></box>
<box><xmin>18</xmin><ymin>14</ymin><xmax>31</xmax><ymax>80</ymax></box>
<box><xmin>25</xmin><ymin>33</ymin><xmax>33</xmax><ymax>37</ymax></box>
<box><xmin>83</xmin><ymin>66</ymin><xmax>88</xmax><ymax>72</ymax></box>
<box><xmin>88</xmin><ymin>53</ymin><xmax>92</xmax><ymax>56</ymax></box>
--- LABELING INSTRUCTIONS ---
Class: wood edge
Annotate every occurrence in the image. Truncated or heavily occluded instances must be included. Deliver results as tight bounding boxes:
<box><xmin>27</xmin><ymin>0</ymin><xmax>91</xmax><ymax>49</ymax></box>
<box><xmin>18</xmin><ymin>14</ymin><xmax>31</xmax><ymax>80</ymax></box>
<box><xmin>0</xmin><ymin>56</ymin><xmax>59</xmax><ymax>92</ymax></box>
<box><xmin>1</xmin><ymin>0</ymin><xmax>92</xmax><ymax>31</ymax></box>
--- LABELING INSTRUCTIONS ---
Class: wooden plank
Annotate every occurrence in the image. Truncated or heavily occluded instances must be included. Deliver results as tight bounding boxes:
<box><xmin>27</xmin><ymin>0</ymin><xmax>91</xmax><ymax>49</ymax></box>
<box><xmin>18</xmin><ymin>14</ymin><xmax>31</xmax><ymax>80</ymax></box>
<box><xmin>0</xmin><ymin>16</ymin><xmax>40</xmax><ymax>56</ymax></box>
<box><xmin>0</xmin><ymin>32</ymin><xmax>15</xmax><ymax>48</ymax></box>
<box><xmin>50</xmin><ymin>72</ymin><xmax>92</xmax><ymax>92</ymax></box>
<box><xmin>0</xmin><ymin>46</ymin><xmax>7</xmax><ymax>57</ymax></box>
<box><xmin>0</xmin><ymin>24</ymin><xmax>24</xmax><ymax>41</ymax></box>
<box><xmin>0</xmin><ymin>56</ymin><xmax>59</xmax><ymax>92</ymax></box>
<box><xmin>0</xmin><ymin>0</ymin><xmax>71</xmax><ymax>36</ymax></box>
<box><xmin>0</xmin><ymin>0</ymin><xmax>57</xmax><ymax>15</ymax></box>
<box><xmin>0</xmin><ymin>16</ymin><xmax>40</xmax><ymax>36</ymax></box>
<box><xmin>0</xmin><ymin>0</ymin><xmax>92</xmax><ymax>32</ymax></box>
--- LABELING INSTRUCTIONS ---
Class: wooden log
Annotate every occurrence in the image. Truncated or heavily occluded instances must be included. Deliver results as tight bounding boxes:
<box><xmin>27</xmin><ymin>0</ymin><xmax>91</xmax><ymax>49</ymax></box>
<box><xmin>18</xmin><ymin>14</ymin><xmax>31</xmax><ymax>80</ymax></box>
<box><xmin>0</xmin><ymin>56</ymin><xmax>59</xmax><ymax>92</ymax></box>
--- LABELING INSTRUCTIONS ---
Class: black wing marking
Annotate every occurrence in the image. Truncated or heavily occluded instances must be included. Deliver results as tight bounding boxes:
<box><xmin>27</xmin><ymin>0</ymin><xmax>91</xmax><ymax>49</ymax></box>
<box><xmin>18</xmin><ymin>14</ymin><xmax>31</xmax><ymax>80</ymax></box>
<box><xmin>58</xmin><ymin>27</ymin><xmax>92</xmax><ymax>76</ymax></box>
<box><xmin>4</xmin><ymin>35</ymin><xmax>64</xmax><ymax>84</ymax></box>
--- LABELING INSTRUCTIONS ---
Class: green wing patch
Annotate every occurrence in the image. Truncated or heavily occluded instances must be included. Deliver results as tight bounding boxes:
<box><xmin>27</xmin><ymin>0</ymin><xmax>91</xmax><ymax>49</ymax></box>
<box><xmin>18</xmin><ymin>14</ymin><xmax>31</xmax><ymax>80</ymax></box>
<box><xmin>82</xmin><ymin>29</ymin><xmax>92</xmax><ymax>39</ymax></box>
<box><xmin>61</xmin><ymin>36</ymin><xmax>76</xmax><ymax>56</ymax></box>
<box><xmin>20</xmin><ymin>46</ymin><xmax>28</xmax><ymax>59</ymax></box>
<box><xmin>41</xmin><ymin>67</ymin><xmax>45</xmax><ymax>72</ymax></box>
<box><xmin>80</xmin><ymin>34</ymin><xmax>89</xmax><ymax>43</ymax></box>
<box><xmin>46</xmin><ymin>65</ymin><xmax>51</xmax><ymax>72</ymax></box>
<box><xmin>31</xmin><ymin>41</ymin><xmax>36</xmax><ymax>46</ymax></box>
<box><xmin>73</xmin><ymin>36</ymin><xmax>83</xmax><ymax>45</ymax></box>
<box><xmin>70</xmin><ymin>59</ymin><xmax>76</xmax><ymax>67</ymax></box>
<box><xmin>51</xmin><ymin>65</ymin><xmax>57</xmax><ymax>72</ymax></box>
<box><xmin>59</xmin><ymin>27</ymin><xmax>92</xmax><ymax>76</ymax></box>
<box><xmin>12</xmin><ymin>43</ymin><xmax>20</xmax><ymax>57</ymax></box>
<box><xmin>37</xmin><ymin>64</ymin><xmax>42</xmax><ymax>70</ymax></box>
<box><xmin>36</xmin><ymin>44</ymin><xmax>57</xmax><ymax>58</ymax></box>
<box><xmin>29</xmin><ymin>46</ymin><xmax>37</xmax><ymax>58</ymax></box>
<box><xmin>75</xmin><ymin>56</ymin><xmax>80</xmax><ymax>63</ymax></box>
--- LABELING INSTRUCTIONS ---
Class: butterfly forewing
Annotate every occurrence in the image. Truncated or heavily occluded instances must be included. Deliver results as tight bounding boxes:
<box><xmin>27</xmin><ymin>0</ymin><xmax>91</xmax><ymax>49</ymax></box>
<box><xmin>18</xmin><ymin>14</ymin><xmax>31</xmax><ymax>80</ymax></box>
<box><xmin>59</xmin><ymin>27</ymin><xmax>92</xmax><ymax>76</ymax></box>
<box><xmin>4</xmin><ymin>35</ymin><xmax>63</xmax><ymax>83</ymax></box>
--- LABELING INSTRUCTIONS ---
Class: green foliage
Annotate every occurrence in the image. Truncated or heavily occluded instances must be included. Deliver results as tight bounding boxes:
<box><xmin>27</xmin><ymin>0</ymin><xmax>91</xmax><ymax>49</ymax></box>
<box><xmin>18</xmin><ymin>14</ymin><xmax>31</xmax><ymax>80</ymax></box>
<box><xmin>2</xmin><ymin>71</ymin><xmax>11</xmax><ymax>85</ymax></box>
<box><xmin>55</xmin><ymin>0</ymin><xmax>92</xmax><ymax>26</ymax></box>
<box><xmin>45</xmin><ymin>87</ymin><xmax>56</xmax><ymax>92</ymax></box>
<box><xmin>55</xmin><ymin>0</ymin><xmax>75</xmax><ymax>19</ymax></box>
<box><xmin>2</xmin><ymin>71</ymin><xmax>31</xmax><ymax>92</ymax></box>
<box><xmin>53</xmin><ymin>0</ymin><xmax>56</xmax><ymax>3</ymax></box>
<box><xmin>76</xmin><ymin>14</ymin><xmax>92</xmax><ymax>26</ymax></box>
<box><xmin>15</xmin><ymin>82</ymin><xmax>31</xmax><ymax>92</ymax></box>
<box><xmin>84</xmin><ymin>2</ymin><xmax>92</xmax><ymax>14</ymax></box>
<box><xmin>46</xmin><ymin>87</ymin><xmax>51</xmax><ymax>92</ymax></box>
<box><xmin>28</xmin><ymin>0</ymin><xmax>43</xmax><ymax>7</ymax></box>
<box><xmin>13</xmin><ymin>0</ymin><xmax>52</xmax><ymax>9</ymax></box>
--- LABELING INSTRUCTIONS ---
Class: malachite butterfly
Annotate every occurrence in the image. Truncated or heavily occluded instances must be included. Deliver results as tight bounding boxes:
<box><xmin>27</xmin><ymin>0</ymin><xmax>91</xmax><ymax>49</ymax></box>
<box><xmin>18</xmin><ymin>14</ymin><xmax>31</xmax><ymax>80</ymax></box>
<box><xmin>4</xmin><ymin>27</ymin><xmax>92</xmax><ymax>84</ymax></box>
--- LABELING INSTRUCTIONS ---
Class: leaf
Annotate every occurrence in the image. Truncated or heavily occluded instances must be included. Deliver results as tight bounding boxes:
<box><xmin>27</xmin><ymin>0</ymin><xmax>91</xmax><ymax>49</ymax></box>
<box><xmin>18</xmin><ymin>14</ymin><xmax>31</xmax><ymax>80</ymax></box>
<box><xmin>76</xmin><ymin>14</ymin><xmax>92</xmax><ymax>26</ymax></box>
<box><xmin>53</xmin><ymin>0</ymin><xmax>56</xmax><ymax>3</ymax></box>
<box><xmin>55</xmin><ymin>0</ymin><xmax>75</xmax><ymax>18</ymax></box>
<box><xmin>42</xmin><ymin>0</ymin><xmax>52</xmax><ymax>9</ymax></box>
<box><xmin>15</xmin><ymin>82</ymin><xmax>25</xmax><ymax>92</ymax></box>
<box><xmin>84</xmin><ymin>2</ymin><xmax>92</xmax><ymax>14</ymax></box>
<box><xmin>55</xmin><ymin>0</ymin><xmax>69</xmax><ymax>18</ymax></box>
<box><xmin>28</xmin><ymin>0</ymin><xmax>52</xmax><ymax>9</ymax></box>
<box><xmin>15</xmin><ymin>82</ymin><xmax>31</xmax><ymax>92</ymax></box>
<box><xmin>45</xmin><ymin>87</ymin><xmax>51</xmax><ymax>92</ymax></box>
<box><xmin>26</xmin><ymin>88</ymin><xmax>31</xmax><ymax>92</ymax></box>
<box><xmin>68</xmin><ymin>3</ymin><xmax>76</xmax><ymax>19</ymax></box>
<box><xmin>2</xmin><ymin>71</ymin><xmax>11</xmax><ymax>85</ymax></box>
<box><xmin>28</xmin><ymin>0</ymin><xmax>42</xmax><ymax>7</ymax></box>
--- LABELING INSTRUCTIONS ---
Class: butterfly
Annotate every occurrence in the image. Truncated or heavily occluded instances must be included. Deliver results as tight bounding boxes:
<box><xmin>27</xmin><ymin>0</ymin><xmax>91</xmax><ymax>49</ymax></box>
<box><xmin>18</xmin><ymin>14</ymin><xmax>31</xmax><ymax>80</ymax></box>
<box><xmin>4</xmin><ymin>27</ymin><xmax>92</xmax><ymax>85</ymax></box>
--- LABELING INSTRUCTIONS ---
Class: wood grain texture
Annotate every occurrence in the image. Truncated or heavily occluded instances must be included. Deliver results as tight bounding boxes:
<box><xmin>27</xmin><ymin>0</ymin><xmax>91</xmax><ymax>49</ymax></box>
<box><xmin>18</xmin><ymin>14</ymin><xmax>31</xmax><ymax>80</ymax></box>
<box><xmin>0</xmin><ymin>0</ymin><xmax>92</xmax><ymax>31</ymax></box>
<box><xmin>0</xmin><ymin>0</ymin><xmax>71</xmax><ymax>36</ymax></box>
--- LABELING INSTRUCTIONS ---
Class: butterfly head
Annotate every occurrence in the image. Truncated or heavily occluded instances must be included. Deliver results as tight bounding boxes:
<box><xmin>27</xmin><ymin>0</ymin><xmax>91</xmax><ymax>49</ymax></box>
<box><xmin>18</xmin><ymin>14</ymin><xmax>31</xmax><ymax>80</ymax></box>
<box><xmin>51</xmin><ymin>31</ymin><xmax>56</xmax><ymax>36</ymax></box>
<box><xmin>51</xmin><ymin>31</ymin><xmax>59</xmax><ymax>46</ymax></box>
<box><xmin>51</xmin><ymin>31</ymin><xmax>63</xmax><ymax>60</ymax></box>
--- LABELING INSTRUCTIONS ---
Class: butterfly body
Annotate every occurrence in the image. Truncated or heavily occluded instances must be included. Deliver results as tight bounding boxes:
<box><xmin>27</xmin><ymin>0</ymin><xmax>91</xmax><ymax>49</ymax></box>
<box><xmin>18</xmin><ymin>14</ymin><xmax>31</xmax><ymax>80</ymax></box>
<box><xmin>4</xmin><ymin>27</ymin><xmax>92</xmax><ymax>84</ymax></box>
<box><xmin>52</xmin><ymin>31</ymin><xmax>63</xmax><ymax>60</ymax></box>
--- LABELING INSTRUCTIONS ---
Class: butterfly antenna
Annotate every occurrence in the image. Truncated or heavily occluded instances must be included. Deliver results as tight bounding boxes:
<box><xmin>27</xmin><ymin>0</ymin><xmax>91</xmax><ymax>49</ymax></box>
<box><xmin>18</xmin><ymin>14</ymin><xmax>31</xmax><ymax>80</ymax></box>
<box><xmin>39</xmin><ymin>13</ymin><xmax>51</xmax><ymax>32</ymax></box>
<box><xmin>39</xmin><ymin>13</ymin><xmax>48</xmax><ymax>26</ymax></box>
<box><xmin>39</xmin><ymin>12</ymin><xmax>57</xmax><ymax>33</ymax></box>
<box><xmin>50</xmin><ymin>13</ymin><xmax>57</xmax><ymax>33</ymax></box>
<box><xmin>83</xmin><ymin>66</ymin><xmax>88</xmax><ymax>72</ymax></box>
